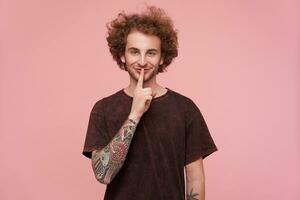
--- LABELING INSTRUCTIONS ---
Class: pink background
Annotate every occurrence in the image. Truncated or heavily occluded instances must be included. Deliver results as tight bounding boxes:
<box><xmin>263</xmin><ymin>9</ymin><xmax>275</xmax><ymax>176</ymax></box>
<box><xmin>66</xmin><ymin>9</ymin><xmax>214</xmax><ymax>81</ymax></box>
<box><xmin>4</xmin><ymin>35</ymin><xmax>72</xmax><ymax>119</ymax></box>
<box><xmin>1</xmin><ymin>0</ymin><xmax>299</xmax><ymax>199</ymax></box>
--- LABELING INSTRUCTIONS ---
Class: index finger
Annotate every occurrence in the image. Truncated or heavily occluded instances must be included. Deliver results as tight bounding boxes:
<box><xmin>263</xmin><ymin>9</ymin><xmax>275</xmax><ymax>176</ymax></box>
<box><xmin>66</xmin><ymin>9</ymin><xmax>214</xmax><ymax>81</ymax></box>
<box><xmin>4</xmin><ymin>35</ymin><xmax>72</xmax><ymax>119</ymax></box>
<box><xmin>136</xmin><ymin>68</ymin><xmax>144</xmax><ymax>88</ymax></box>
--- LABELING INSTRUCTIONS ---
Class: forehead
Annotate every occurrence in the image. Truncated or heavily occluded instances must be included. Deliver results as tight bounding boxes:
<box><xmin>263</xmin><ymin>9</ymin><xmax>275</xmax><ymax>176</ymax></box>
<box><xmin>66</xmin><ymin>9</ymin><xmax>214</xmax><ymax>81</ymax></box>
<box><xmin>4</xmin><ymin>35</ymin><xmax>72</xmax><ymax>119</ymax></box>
<box><xmin>126</xmin><ymin>30</ymin><xmax>161</xmax><ymax>50</ymax></box>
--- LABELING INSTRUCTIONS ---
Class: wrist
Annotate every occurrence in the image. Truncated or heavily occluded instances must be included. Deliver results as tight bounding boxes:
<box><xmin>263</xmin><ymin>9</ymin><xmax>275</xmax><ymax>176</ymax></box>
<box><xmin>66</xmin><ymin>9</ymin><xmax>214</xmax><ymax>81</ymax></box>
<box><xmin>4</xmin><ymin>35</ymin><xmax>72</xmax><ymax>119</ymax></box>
<box><xmin>128</xmin><ymin>113</ymin><xmax>141</xmax><ymax>122</ymax></box>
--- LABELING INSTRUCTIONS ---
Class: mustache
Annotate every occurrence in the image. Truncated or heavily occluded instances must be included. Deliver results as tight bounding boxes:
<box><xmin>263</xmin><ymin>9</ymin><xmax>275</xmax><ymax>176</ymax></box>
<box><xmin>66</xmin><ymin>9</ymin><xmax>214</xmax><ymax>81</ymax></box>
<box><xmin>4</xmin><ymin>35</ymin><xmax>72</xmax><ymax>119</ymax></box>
<box><xmin>134</xmin><ymin>65</ymin><xmax>152</xmax><ymax>70</ymax></box>
<box><xmin>135</xmin><ymin>68</ymin><xmax>151</xmax><ymax>70</ymax></box>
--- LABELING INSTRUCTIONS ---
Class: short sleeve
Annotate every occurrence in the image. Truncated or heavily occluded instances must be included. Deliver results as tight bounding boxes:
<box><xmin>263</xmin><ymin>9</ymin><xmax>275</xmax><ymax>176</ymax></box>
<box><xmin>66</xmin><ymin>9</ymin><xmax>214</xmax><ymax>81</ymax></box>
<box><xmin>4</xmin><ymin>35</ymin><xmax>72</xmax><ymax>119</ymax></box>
<box><xmin>82</xmin><ymin>100</ymin><xmax>110</xmax><ymax>159</ymax></box>
<box><xmin>184</xmin><ymin>102</ymin><xmax>218</xmax><ymax>165</ymax></box>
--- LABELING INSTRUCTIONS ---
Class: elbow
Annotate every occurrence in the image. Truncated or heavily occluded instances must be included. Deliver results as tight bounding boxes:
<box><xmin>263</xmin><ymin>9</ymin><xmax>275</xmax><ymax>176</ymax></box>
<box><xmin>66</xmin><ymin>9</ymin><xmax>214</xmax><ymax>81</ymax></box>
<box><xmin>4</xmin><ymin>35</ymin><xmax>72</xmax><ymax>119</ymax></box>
<box><xmin>95</xmin><ymin>173</ymin><xmax>111</xmax><ymax>185</ymax></box>
<box><xmin>95</xmin><ymin>175</ymin><xmax>109</xmax><ymax>185</ymax></box>
<box><xmin>91</xmin><ymin>159</ymin><xmax>111</xmax><ymax>184</ymax></box>
<box><xmin>96</xmin><ymin>178</ymin><xmax>110</xmax><ymax>185</ymax></box>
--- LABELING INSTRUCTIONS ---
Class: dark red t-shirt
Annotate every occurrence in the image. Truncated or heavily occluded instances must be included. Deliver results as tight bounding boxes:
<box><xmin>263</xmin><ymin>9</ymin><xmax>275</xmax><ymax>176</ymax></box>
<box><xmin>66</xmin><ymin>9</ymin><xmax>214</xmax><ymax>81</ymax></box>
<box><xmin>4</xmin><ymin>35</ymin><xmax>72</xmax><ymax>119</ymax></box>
<box><xmin>82</xmin><ymin>87</ymin><xmax>218</xmax><ymax>200</ymax></box>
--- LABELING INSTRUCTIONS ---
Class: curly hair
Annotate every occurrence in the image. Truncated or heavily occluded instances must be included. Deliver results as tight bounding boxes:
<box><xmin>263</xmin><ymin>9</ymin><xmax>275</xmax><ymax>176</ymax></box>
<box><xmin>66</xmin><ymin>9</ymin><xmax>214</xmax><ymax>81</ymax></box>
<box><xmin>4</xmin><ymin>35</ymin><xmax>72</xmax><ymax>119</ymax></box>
<box><xmin>106</xmin><ymin>6</ymin><xmax>178</xmax><ymax>73</ymax></box>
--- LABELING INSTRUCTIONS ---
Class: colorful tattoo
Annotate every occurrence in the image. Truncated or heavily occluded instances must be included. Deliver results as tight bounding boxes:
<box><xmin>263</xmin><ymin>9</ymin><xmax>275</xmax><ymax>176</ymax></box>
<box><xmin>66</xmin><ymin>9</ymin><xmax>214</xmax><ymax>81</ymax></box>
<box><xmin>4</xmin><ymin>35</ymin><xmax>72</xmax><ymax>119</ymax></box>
<box><xmin>91</xmin><ymin>118</ymin><xmax>138</xmax><ymax>184</ymax></box>
<box><xmin>187</xmin><ymin>188</ymin><xmax>199</xmax><ymax>200</ymax></box>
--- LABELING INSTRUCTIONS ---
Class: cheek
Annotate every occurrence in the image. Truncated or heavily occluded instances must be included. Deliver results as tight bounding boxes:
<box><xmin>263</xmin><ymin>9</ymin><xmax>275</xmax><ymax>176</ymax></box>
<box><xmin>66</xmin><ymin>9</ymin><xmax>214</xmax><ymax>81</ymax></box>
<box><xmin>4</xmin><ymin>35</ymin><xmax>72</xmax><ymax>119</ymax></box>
<box><xmin>152</xmin><ymin>54</ymin><xmax>162</xmax><ymax>61</ymax></box>
<box><xmin>124</xmin><ymin>54</ymin><xmax>136</xmax><ymax>62</ymax></box>
<box><xmin>149</xmin><ymin>57</ymin><xmax>162</xmax><ymax>65</ymax></box>
<box><xmin>130</xmin><ymin>58</ymin><xmax>141</xmax><ymax>65</ymax></box>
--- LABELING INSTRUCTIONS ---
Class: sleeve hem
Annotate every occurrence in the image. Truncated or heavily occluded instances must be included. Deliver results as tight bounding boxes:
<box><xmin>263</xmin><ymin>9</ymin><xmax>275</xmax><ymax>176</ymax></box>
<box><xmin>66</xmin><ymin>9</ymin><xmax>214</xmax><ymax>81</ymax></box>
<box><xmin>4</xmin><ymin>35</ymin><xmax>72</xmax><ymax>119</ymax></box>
<box><xmin>184</xmin><ymin>146</ymin><xmax>218</xmax><ymax>166</ymax></box>
<box><xmin>82</xmin><ymin>145</ymin><xmax>106</xmax><ymax>159</ymax></box>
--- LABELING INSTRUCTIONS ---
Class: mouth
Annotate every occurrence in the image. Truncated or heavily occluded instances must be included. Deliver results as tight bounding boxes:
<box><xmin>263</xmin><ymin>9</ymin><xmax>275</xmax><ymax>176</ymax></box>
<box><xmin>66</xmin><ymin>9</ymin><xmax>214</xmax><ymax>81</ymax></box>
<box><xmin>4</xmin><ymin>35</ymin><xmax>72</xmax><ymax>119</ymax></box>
<box><xmin>136</xmin><ymin>68</ymin><xmax>150</xmax><ymax>73</ymax></box>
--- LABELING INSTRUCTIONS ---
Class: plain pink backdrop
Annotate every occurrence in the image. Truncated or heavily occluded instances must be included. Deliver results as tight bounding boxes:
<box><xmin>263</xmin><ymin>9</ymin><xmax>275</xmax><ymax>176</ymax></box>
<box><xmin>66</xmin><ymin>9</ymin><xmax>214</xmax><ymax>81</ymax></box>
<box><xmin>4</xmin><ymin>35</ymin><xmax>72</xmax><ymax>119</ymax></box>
<box><xmin>1</xmin><ymin>0</ymin><xmax>299</xmax><ymax>199</ymax></box>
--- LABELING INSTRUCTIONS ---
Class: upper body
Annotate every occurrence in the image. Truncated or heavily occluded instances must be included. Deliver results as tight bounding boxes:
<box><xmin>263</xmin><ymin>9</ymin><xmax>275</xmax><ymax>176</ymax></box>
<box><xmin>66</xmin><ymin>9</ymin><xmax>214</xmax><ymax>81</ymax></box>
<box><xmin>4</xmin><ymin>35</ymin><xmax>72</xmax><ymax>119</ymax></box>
<box><xmin>82</xmin><ymin>87</ymin><xmax>218</xmax><ymax>199</ymax></box>
<box><xmin>82</xmin><ymin>6</ymin><xmax>218</xmax><ymax>200</ymax></box>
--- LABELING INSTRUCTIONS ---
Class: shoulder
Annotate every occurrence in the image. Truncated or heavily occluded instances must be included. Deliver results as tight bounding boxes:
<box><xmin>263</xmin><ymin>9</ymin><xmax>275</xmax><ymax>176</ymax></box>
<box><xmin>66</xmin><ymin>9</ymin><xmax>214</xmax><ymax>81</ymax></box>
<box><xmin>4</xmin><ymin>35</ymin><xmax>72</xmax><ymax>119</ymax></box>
<box><xmin>168</xmin><ymin>89</ymin><xmax>202</xmax><ymax>122</ymax></box>
<box><xmin>168</xmin><ymin>89</ymin><xmax>205</xmax><ymax>124</ymax></box>
<box><xmin>90</xmin><ymin>89</ymin><xmax>124</xmax><ymax>113</ymax></box>
<box><xmin>168</xmin><ymin>89</ymin><xmax>192</xmax><ymax>103</ymax></box>
<box><xmin>168</xmin><ymin>88</ymin><xmax>200</xmax><ymax>111</ymax></box>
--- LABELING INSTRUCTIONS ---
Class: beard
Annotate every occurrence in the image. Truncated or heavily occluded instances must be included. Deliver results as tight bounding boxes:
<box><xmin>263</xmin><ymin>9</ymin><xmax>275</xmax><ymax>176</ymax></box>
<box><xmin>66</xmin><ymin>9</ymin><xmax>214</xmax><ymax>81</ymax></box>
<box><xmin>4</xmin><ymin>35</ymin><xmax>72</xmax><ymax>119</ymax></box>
<box><xmin>127</xmin><ymin>64</ymin><xmax>159</xmax><ymax>83</ymax></box>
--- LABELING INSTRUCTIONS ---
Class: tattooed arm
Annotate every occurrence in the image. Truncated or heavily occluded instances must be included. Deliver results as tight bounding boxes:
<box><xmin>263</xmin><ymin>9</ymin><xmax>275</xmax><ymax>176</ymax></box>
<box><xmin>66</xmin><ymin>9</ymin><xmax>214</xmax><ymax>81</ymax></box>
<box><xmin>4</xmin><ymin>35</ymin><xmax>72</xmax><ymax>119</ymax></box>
<box><xmin>91</xmin><ymin>68</ymin><xmax>157</xmax><ymax>184</ymax></box>
<box><xmin>91</xmin><ymin>114</ymin><xmax>140</xmax><ymax>184</ymax></box>
<box><xmin>185</xmin><ymin>158</ymin><xmax>205</xmax><ymax>200</ymax></box>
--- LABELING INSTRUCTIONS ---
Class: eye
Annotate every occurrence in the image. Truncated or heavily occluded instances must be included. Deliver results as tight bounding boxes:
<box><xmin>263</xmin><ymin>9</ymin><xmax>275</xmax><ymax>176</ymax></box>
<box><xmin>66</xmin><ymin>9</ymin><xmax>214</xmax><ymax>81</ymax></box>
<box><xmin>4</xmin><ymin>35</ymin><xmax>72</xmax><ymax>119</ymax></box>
<box><xmin>129</xmin><ymin>50</ymin><xmax>139</xmax><ymax>55</ymax></box>
<box><xmin>147</xmin><ymin>51</ymin><xmax>156</xmax><ymax>56</ymax></box>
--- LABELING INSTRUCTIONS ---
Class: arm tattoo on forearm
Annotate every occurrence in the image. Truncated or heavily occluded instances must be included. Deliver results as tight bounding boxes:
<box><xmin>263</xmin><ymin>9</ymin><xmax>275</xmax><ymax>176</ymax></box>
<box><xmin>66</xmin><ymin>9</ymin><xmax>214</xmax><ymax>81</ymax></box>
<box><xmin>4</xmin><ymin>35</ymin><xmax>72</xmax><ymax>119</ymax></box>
<box><xmin>187</xmin><ymin>188</ymin><xmax>199</xmax><ymax>200</ymax></box>
<box><xmin>91</xmin><ymin>118</ymin><xmax>138</xmax><ymax>184</ymax></box>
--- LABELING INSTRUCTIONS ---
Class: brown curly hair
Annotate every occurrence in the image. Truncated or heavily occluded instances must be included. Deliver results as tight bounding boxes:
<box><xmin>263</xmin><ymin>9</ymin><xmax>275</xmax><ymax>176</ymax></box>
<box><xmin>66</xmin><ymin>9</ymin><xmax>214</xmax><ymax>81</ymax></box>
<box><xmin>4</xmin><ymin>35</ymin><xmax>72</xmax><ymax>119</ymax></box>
<box><xmin>106</xmin><ymin>6</ymin><xmax>178</xmax><ymax>73</ymax></box>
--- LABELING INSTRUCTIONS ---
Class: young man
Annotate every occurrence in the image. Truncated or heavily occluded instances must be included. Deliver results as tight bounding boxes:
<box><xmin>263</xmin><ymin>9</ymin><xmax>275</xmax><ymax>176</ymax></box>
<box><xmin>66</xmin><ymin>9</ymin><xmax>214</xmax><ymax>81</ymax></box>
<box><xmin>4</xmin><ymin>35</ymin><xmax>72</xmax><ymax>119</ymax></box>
<box><xmin>82</xmin><ymin>6</ymin><xmax>218</xmax><ymax>200</ymax></box>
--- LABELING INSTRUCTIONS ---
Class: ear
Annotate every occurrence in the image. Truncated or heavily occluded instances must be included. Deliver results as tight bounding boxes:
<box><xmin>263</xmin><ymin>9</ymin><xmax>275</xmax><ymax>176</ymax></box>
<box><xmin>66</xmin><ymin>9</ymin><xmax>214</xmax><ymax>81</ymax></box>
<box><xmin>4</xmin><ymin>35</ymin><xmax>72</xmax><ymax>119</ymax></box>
<box><xmin>159</xmin><ymin>57</ymin><xmax>164</xmax><ymax>65</ymax></box>
<box><xmin>121</xmin><ymin>55</ymin><xmax>125</xmax><ymax>63</ymax></box>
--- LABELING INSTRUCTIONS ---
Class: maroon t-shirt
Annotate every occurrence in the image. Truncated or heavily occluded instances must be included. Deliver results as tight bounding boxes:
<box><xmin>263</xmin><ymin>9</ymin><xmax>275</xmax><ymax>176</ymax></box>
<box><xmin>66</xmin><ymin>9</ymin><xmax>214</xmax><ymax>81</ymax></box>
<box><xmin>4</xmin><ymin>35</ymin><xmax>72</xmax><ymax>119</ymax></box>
<box><xmin>82</xmin><ymin>87</ymin><xmax>218</xmax><ymax>200</ymax></box>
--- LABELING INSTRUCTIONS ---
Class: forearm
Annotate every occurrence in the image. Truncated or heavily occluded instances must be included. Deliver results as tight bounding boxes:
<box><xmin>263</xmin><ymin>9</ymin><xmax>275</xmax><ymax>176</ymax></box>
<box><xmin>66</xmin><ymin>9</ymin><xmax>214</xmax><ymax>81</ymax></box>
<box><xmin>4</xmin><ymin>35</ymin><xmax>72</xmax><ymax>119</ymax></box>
<box><xmin>91</xmin><ymin>114</ymin><xmax>140</xmax><ymax>184</ymax></box>
<box><xmin>186</xmin><ymin>179</ymin><xmax>205</xmax><ymax>200</ymax></box>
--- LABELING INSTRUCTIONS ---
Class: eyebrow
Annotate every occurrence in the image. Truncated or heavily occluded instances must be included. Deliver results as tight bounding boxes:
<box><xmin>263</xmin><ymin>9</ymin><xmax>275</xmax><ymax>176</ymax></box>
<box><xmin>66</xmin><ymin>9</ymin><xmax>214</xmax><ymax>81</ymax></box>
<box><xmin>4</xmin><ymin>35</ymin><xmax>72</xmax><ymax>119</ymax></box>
<box><xmin>127</xmin><ymin>47</ymin><xmax>159</xmax><ymax>52</ymax></box>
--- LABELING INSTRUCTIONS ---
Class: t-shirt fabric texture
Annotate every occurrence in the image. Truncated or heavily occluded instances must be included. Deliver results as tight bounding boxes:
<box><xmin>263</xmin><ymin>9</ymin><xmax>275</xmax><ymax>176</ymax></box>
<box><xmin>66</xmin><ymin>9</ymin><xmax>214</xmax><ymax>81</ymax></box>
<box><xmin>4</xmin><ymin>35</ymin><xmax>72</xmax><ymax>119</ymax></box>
<box><xmin>82</xmin><ymin>87</ymin><xmax>218</xmax><ymax>200</ymax></box>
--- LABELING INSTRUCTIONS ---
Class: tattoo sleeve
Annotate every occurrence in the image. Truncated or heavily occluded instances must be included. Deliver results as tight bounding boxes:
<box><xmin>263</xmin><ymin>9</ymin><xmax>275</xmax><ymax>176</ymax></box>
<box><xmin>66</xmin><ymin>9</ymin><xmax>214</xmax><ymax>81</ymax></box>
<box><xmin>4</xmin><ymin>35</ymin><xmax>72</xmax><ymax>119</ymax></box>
<box><xmin>91</xmin><ymin>117</ymin><xmax>138</xmax><ymax>184</ymax></box>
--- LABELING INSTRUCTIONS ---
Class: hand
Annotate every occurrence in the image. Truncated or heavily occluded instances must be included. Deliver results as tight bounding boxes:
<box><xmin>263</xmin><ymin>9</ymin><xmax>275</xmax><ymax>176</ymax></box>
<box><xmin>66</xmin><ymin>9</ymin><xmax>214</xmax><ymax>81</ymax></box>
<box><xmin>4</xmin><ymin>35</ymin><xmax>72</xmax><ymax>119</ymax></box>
<box><xmin>129</xmin><ymin>69</ymin><xmax>157</xmax><ymax>120</ymax></box>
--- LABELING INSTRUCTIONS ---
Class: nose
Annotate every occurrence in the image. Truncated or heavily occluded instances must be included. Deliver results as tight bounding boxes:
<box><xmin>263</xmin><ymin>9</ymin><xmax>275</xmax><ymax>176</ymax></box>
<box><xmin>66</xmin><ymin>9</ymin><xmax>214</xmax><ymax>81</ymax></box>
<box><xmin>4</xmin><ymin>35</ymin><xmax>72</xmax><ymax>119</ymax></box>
<box><xmin>138</xmin><ymin>55</ymin><xmax>147</xmax><ymax>67</ymax></box>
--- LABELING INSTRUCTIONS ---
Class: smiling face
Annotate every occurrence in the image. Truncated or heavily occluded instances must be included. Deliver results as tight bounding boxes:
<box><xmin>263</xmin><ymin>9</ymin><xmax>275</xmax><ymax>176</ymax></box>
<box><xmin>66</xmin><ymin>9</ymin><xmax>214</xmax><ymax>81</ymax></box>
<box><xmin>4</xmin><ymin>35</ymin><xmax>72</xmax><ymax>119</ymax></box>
<box><xmin>121</xmin><ymin>30</ymin><xmax>164</xmax><ymax>83</ymax></box>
